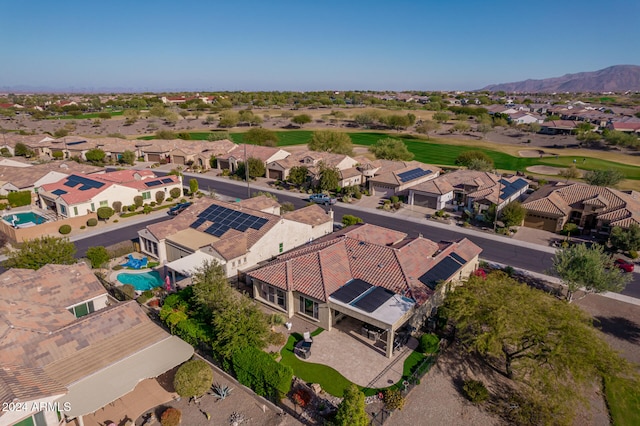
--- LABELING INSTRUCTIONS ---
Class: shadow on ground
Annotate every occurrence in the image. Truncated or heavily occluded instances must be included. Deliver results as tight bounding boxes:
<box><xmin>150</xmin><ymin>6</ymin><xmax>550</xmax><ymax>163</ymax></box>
<box><xmin>594</xmin><ymin>316</ymin><xmax>640</xmax><ymax>343</ymax></box>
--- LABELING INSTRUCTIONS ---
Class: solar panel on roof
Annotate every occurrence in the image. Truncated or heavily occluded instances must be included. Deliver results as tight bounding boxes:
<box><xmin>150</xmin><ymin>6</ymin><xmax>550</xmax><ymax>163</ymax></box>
<box><xmin>63</xmin><ymin>174</ymin><xmax>105</xmax><ymax>190</ymax></box>
<box><xmin>331</xmin><ymin>279</ymin><xmax>373</xmax><ymax>304</ymax></box>
<box><xmin>196</xmin><ymin>204</ymin><xmax>269</xmax><ymax>236</ymax></box>
<box><xmin>418</xmin><ymin>256</ymin><xmax>462</xmax><ymax>290</ymax></box>
<box><xmin>145</xmin><ymin>180</ymin><xmax>162</xmax><ymax>187</ymax></box>
<box><xmin>397</xmin><ymin>168</ymin><xmax>430</xmax><ymax>183</ymax></box>
<box><xmin>66</xmin><ymin>140</ymin><xmax>86</xmax><ymax>146</ymax></box>
<box><xmin>190</xmin><ymin>218</ymin><xmax>206</xmax><ymax>228</ymax></box>
<box><xmin>52</xmin><ymin>189</ymin><xmax>67</xmax><ymax>196</ymax></box>
<box><xmin>449</xmin><ymin>252</ymin><xmax>467</xmax><ymax>265</ymax></box>
<box><xmin>352</xmin><ymin>287</ymin><xmax>395</xmax><ymax>313</ymax></box>
<box><xmin>161</xmin><ymin>178</ymin><xmax>173</xmax><ymax>183</ymax></box>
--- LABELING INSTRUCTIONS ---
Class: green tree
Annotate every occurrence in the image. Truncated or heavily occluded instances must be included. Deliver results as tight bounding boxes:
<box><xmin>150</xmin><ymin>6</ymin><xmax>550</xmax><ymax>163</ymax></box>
<box><xmin>14</xmin><ymin>142</ymin><xmax>34</xmax><ymax>157</ymax></box>
<box><xmin>335</xmin><ymin>384</ymin><xmax>368</xmax><ymax>426</ymax></box>
<box><xmin>551</xmin><ymin>243</ymin><xmax>631</xmax><ymax>302</ymax></box>
<box><xmin>192</xmin><ymin>260</ymin><xmax>234</xmax><ymax>315</ymax></box>
<box><xmin>415</xmin><ymin>119</ymin><xmax>440</xmax><ymax>139</ymax></box>
<box><xmin>291</xmin><ymin>114</ymin><xmax>312</xmax><ymax>126</ymax></box>
<box><xmin>583</xmin><ymin>169</ymin><xmax>624</xmax><ymax>187</ymax></box>
<box><xmin>244</xmin><ymin>128</ymin><xmax>279</xmax><ymax>147</ymax></box>
<box><xmin>318</xmin><ymin>162</ymin><xmax>339</xmax><ymax>191</ymax></box>
<box><xmin>455</xmin><ymin>151</ymin><xmax>494</xmax><ymax>169</ymax></box>
<box><xmin>342</xmin><ymin>215</ymin><xmax>363</xmax><ymax>227</ymax></box>
<box><xmin>381</xmin><ymin>114</ymin><xmax>412</xmax><ymax>131</ymax></box>
<box><xmin>476</xmin><ymin>123</ymin><xmax>492</xmax><ymax>138</ymax></box>
<box><xmin>443</xmin><ymin>271</ymin><xmax>630</xmax><ymax>425</ymax></box>
<box><xmin>96</xmin><ymin>206</ymin><xmax>115</xmax><ymax>221</ymax></box>
<box><xmin>3</xmin><ymin>236</ymin><xmax>76</xmax><ymax>270</ymax></box>
<box><xmin>368</xmin><ymin>138</ymin><xmax>414</xmax><ymax>161</ymax></box>
<box><xmin>218</xmin><ymin>111</ymin><xmax>239</xmax><ymax>128</ymax></box>
<box><xmin>206</xmin><ymin>131</ymin><xmax>230</xmax><ymax>141</ymax></box>
<box><xmin>288</xmin><ymin>165</ymin><xmax>309</xmax><ymax>186</ymax></box>
<box><xmin>120</xmin><ymin>150</ymin><xmax>136</xmax><ymax>165</ymax></box>
<box><xmin>173</xmin><ymin>360</ymin><xmax>213</xmax><ymax>398</ymax></box>
<box><xmin>237</xmin><ymin>157</ymin><xmax>266</xmax><ymax>179</ymax></box>
<box><xmin>499</xmin><ymin>201</ymin><xmax>526</xmax><ymax>227</ymax></box>
<box><xmin>450</xmin><ymin>122</ymin><xmax>471</xmax><ymax>133</ymax></box>
<box><xmin>308</xmin><ymin>131</ymin><xmax>353</xmax><ymax>155</ymax></box>
<box><xmin>155</xmin><ymin>130</ymin><xmax>177</xmax><ymax>139</ymax></box>
<box><xmin>466</xmin><ymin>158</ymin><xmax>493</xmax><ymax>171</ymax></box>
<box><xmin>189</xmin><ymin>178</ymin><xmax>199</xmax><ymax>194</ymax></box>
<box><xmin>609</xmin><ymin>224</ymin><xmax>640</xmax><ymax>252</ymax></box>
<box><xmin>86</xmin><ymin>246</ymin><xmax>110</xmax><ymax>268</ymax></box>
<box><xmin>53</xmin><ymin>128</ymin><xmax>69</xmax><ymax>138</ymax></box>
<box><xmin>85</xmin><ymin>148</ymin><xmax>106</xmax><ymax>164</ymax></box>
<box><xmin>149</xmin><ymin>104</ymin><xmax>167</xmax><ymax>118</ymax></box>
<box><xmin>433</xmin><ymin>112</ymin><xmax>450</xmax><ymax>123</ymax></box>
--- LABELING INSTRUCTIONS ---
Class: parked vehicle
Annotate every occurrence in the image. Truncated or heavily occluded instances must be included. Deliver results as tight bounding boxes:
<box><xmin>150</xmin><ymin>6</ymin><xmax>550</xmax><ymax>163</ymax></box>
<box><xmin>168</xmin><ymin>202</ymin><xmax>193</xmax><ymax>215</ymax></box>
<box><xmin>309</xmin><ymin>194</ymin><xmax>336</xmax><ymax>205</ymax></box>
<box><xmin>615</xmin><ymin>258</ymin><xmax>634</xmax><ymax>273</ymax></box>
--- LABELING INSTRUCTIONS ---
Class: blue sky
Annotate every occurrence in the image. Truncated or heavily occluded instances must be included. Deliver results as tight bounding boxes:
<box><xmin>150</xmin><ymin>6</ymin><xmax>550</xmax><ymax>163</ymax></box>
<box><xmin>2</xmin><ymin>0</ymin><xmax>639</xmax><ymax>92</ymax></box>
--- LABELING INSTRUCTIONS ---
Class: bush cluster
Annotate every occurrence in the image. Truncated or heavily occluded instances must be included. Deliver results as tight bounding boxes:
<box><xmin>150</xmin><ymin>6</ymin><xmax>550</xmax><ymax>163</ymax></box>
<box><xmin>86</xmin><ymin>218</ymin><xmax>98</xmax><ymax>227</ymax></box>
<box><xmin>418</xmin><ymin>333</ymin><xmax>440</xmax><ymax>354</ymax></box>
<box><xmin>232</xmin><ymin>346</ymin><xmax>293</xmax><ymax>398</ymax></box>
<box><xmin>463</xmin><ymin>379</ymin><xmax>489</xmax><ymax>403</ymax></box>
<box><xmin>160</xmin><ymin>408</ymin><xmax>181</xmax><ymax>426</ymax></box>
<box><xmin>58</xmin><ymin>224</ymin><xmax>72</xmax><ymax>235</ymax></box>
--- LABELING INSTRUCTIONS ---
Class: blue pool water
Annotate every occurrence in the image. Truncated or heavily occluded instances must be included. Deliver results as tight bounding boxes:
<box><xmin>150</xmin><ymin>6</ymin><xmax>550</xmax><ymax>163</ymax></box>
<box><xmin>117</xmin><ymin>271</ymin><xmax>164</xmax><ymax>291</ymax></box>
<box><xmin>3</xmin><ymin>212</ymin><xmax>48</xmax><ymax>226</ymax></box>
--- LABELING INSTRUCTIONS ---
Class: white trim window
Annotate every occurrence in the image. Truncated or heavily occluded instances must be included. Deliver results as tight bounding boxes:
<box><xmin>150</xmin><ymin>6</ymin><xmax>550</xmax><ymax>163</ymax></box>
<box><xmin>266</xmin><ymin>285</ymin><xmax>286</xmax><ymax>310</ymax></box>
<box><xmin>299</xmin><ymin>296</ymin><xmax>319</xmax><ymax>319</ymax></box>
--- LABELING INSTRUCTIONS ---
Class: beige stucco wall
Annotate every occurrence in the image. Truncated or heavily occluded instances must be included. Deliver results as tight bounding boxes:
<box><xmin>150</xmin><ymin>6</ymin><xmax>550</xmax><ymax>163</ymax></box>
<box><xmin>0</xmin><ymin>211</ymin><xmax>99</xmax><ymax>242</ymax></box>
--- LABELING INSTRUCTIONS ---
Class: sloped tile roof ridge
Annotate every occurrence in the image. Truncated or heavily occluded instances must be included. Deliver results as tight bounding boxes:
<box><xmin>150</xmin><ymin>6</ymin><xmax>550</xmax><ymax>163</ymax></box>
<box><xmin>392</xmin><ymin>249</ymin><xmax>415</xmax><ymax>301</ymax></box>
<box><xmin>317</xmin><ymin>250</ymin><xmax>329</xmax><ymax>301</ymax></box>
<box><xmin>275</xmin><ymin>237</ymin><xmax>345</xmax><ymax>263</ymax></box>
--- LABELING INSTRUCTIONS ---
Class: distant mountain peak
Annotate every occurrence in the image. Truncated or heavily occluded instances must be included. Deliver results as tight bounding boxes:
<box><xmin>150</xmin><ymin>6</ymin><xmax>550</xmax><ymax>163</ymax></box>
<box><xmin>481</xmin><ymin>65</ymin><xmax>640</xmax><ymax>93</ymax></box>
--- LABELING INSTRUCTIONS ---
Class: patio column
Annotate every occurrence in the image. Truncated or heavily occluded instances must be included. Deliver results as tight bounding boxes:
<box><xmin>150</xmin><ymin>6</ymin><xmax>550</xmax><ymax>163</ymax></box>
<box><xmin>386</xmin><ymin>329</ymin><xmax>394</xmax><ymax>358</ymax></box>
<box><xmin>77</xmin><ymin>416</ymin><xmax>85</xmax><ymax>426</ymax></box>
<box><xmin>171</xmin><ymin>270</ymin><xmax>176</xmax><ymax>288</ymax></box>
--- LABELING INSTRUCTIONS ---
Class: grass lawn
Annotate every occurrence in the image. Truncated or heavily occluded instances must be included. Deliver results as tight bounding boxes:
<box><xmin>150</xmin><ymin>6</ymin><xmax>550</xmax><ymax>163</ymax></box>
<box><xmin>46</xmin><ymin>111</ymin><xmax>124</xmax><ymax>120</ymax></box>
<box><xmin>604</xmin><ymin>375</ymin><xmax>640</xmax><ymax>426</ymax></box>
<box><xmin>280</xmin><ymin>329</ymin><xmax>428</xmax><ymax>397</ymax></box>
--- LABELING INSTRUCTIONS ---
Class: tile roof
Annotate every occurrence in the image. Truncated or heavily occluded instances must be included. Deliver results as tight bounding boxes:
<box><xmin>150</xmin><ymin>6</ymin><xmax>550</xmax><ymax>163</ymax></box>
<box><xmin>369</xmin><ymin>161</ymin><xmax>441</xmax><ymax>186</ymax></box>
<box><xmin>237</xmin><ymin>195</ymin><xmax>281</xmax><ymax>212</ymax></box>
<box><xmin>218</xmin><ymin>144</ymin><xmax>289</xmax><ymax>162</ymax></box>
<box><xmin>282</xmin><ymin>204</ymin><xmax>332</xmax><ymax>227</ymax></box>
<box><xmin>0</xmin><ymin>162</ymin><xmax>104</xmax><ymax>189</ymax></box>
<box><xmin>522</xmin><ymin>182</ymin><xmax>640</xmax><ymax>226</ymax></box>
<box><xmin>248</xmin><ymin>226</ymin><xmax>482</xmax><ymax>306</ymax></box>
<box><xmin>145</xmin><ymin>198</ymin><xmax>280</xmax><ymax>260</ymax></box>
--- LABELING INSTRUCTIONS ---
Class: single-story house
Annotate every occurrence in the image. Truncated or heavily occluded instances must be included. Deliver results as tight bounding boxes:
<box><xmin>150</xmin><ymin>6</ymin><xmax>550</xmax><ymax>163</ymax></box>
<box><xmin>216</xmin><ymin>144</ymin><xmax>290</xmax><ymax>174</ymax></box>
<box><xmin>265</xmin><ymin>150</ymin><xmax>359</xmax><ymax>183</ymax></box>
<box><xmin>0</xmin><ymin>162</ymin><xmax>104</xmax><ymax>196</ymax></box>
<box><xmin>138</xmin><ymin>196</ymin><xmax>333</xmax><ymax>281</ymax></box>
<box><xmin>367</xmin><ymin>160</ymin><xmax>441</xmax><ymax>198</ymax></box>
<box><xmin>522</xmin><ymin>182</ymin><xmax>640</xmax><ymax>234</ymax></box>
<box><xmin>539</xmin><ymin>120</ymin><xmax>580</xmax><ymax>135</ymax></box>
<box><xmin>248</xmin><ymin>223</ymin><xmax>482</xmax><ymax>358</ymax></box>
<box><xmin>408</xmin><ymin>170</ymin><xmax>529</xmax><ymax>213</ymax></box>
<box><xmin>38</xmin><ymin>170</ymin><xmax>181</xmax><ymax>218</ymax></box>
<box><xmin>0</xmin><ymin>263</ymin><xmax>193</xmax><ymax>426</ymax></box>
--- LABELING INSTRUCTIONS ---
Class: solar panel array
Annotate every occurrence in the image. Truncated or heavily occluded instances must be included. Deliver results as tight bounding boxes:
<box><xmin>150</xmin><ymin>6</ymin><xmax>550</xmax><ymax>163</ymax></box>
<box><xmin>499</xmin><ymin>178</ymin><xmax>528</xmax><ymax>200</ymax></box>
<box><xmin>331</xmin><ymin>279</ymin><xmax>373</xmax><ymax>303</ymax></box>
<box><xmin>418</xmin><ymin>256</ymin><xmax>464</xmax><ymax>290</ymax></box>
<box><xmin>66</xmin><ymin>140</ymin><xmax>87</xmax><ymax>146</ymax></box>
<box><xmin>352</xmin><ymin>287</ymin><xmax>394</xmax><ymax>313</ymax></box>
<box><xmin>190</xmin><ymin>204</ymin><xmax>269</xmax><ymax>237</ymax></box>
<box><xmin>144</xmin><ymin>180</ymin><xmax>162</xmax><ymax>187</ymax></box>
<box><xmin>449</xmin><ymin>252</ymin><xmax>467</xmax><ymax>265</ymax></box>
<box><xmin>63</xmin><ymin>175</ymin><xmax>105</xmax><ymax>191</ymax></box>
<box><xmin>397</xmin><ymin>168</ymin><xmax>432</xmax><ymax>183</ymax></box>
<box><xmin>52</xmin><ymin>189</ymin><xmax>67</xmax><ymax>196</ymax></box>
<box><xmin>161</xmin><ymin>178</ymin><xmax>174</xmax><ymax>184</ymax></box>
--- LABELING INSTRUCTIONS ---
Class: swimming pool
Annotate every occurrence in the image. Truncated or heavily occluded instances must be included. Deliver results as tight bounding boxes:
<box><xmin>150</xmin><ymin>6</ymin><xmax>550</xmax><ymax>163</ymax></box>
<box><xmin>2</xmin><ymin>211</ymin><xmax>48</xmax><ymax>227</ymax></box>
<box><xmin>117</xmin><ymin>271</ymin><xmax>164</xmax><ymax>291</ymax></box>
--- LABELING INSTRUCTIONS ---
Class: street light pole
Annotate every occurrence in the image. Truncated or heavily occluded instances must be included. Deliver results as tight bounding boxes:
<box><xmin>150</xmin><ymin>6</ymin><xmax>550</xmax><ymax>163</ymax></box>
<box><xmin>244</xmin><ymin>144</ymin><xmax>250</xmax><ymax>198</ymax></box>
<box><xmin>493</xmin><ymin>171</ymin><xmax>502</xmax><ymax>233</ymax></box>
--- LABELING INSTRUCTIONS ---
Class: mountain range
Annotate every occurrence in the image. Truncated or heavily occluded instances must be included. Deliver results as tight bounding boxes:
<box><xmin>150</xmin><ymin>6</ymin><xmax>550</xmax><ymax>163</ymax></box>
<box><xmin>481</xmin><ymin>65</ymin><xmax>640</xmax><ymax>93</ymax></box>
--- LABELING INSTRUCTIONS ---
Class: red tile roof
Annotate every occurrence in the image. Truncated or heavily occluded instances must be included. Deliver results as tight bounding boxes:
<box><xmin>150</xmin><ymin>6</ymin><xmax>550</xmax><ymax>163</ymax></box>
<box><xmin>248</xmin><ymin>226</ymin><xmax>482</xmax><ymax>306</ymax></box>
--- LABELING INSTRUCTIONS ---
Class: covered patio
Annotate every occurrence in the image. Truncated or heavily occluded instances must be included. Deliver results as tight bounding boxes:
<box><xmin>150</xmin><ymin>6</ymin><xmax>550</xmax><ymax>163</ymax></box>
<box><xmin>164</xmin><ymin>251</ymin><xmax>215</xmax><ymax>289</ymax></box>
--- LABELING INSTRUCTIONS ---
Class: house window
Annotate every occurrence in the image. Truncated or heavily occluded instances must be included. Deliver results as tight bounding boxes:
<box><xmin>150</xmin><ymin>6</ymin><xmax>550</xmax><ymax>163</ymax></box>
<box><xmin>100</xmin><ymin>200</ymin><xmax>108</xmax><ymax>207</ymax></box>
<box><xmin>73</xmin><ymin>206</ymin><xmax>78</xmax><ymax>216</ymax></box>
<box><xmin>60</xmin><ymin>204</ymin><xmax>67</xmax><ymax>216</ymax></box>
<box><xmin>267</xmin><ymin>285</ymin><xmax>286</xmax><ymax>309</ymax></box>
<box><xmin>142</xmin><ymin>191</ymin><xmax>151</xmax><ymax>200</ymax></box>
<box><xmin>142</xmin><ymin>238</ymin><xmax>158</xmax><ymax>256</ymax></box>
<box><xmin>299</xmin><ymin>296</ymin><xmax>319</xmax><ymax>319</ymax></box>
<box><xmin>68</xmin><ymin>301</ymin><xmax>95</xmax><ymax>318</ymax></box>
<box><xmin>90</xmin><ymin>202</ymin><xmax>95</xmax><ymax>211</ymax></box>
<box><xmin>13</xmin><ymin>411</ymin><xmax>47</xmax><ymax>426</ymax></box>
<box><xmin>279</xmin><ymin>242</ymin><xmax>283</xmax><ymax>253</ymax></box>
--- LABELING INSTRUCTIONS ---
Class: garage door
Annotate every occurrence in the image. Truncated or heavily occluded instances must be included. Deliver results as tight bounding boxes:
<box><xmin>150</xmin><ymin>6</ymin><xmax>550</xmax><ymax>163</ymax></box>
<box><xmin>372</xmin><ymin>185</ymin><xmax>395</xmax><ymax>198</ymax></box>
<box><xmin>268</xmin><ymin>169</ymin><xmax>283</xmax><ymax>180</ymax></box>
<box><xmin>147</xmin><ymin>153</ymin><xmax>161</xmax><ymax>162</ymax></box>
<box><xmin>413</xmin><ymin>193</ymin><xmax>438</xmax><ymax>208</ymax></box>
<box><xmin>174</xmin><ymin>156</ymin><xmax>186</xmax><ymax>165</ymax></box>
<box><xmin>524</xmin><ymin>214</ymin><xmax>557</xmax><ymax>232</ymax></box>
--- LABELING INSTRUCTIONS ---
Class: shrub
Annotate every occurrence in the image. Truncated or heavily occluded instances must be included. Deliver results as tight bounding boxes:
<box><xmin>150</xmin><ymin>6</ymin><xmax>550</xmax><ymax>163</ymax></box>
<box><xmin>166</xmin><ymin>197</ymin><xmax>173</xmax><ymax>202</ymax></box>
<box><xmin>142</xmin><ymin>289</ymin><xmax>154</xmax><ymax>298</ymax></box>
<box><xmin>80</xmin><ymin>225</ymin><xmax>86</xmax><ymax>229</ymax></box>
<box><xmin>174</xmin><ymin>360</ymin><xmax>214</xmax><ymax>398</ymax></box>
<box><xmin>160</xmin><ymin>407</ymin><xmax>181</xmax><ymax>426</ymax></box>
<box><xmin>170</xmin><ymin>188</ymin><xmax>181</xmax><ymax>198</ymax></box>
<box><xmin>112</xmin><ymin>201</ymin><xmax>122</xmax><ymax>213</ymax></box>
<box><xmin>113</xmin><ymin>265</ymin><xmax>123</xmax><ymax>271</ymax></box>
<box><xmin>267</xmin><ymin>332</ymin><xmax>286</xmax><ymax>346</ymax></box>
<box><xmin>389</xmin><ymin>195</ymin><xmax>400</xmax><ymax>204</ymax></box>
<box><xmin>134</xmin><ymin>195</ymin><xmax>143</xmax><ymax>207</ymax></box>
<box><xmin>562</xmin><ymin>223</ymin><xmax>579</xmax><ymax>236</ymax></box>
<box><xmin>128</xmin><ymin>205</ymin><xmax>136</xmax><ymax>212</ymax></box>
<box><xmin>137</xmin><ymin>294</ymin><xmax>151</xmax><ymax>304</ymax></box>
<box><xmin>155</xmin><ymin>190</ymin><xmax>165</xmax><ymax>204</ymax></box>
<box><xmin>150</xmin><ymin>201</ymin><xmax>157</xmax><ymax>207</ymax></box>
<box><xmin>97</xmin><ymin>206</ymin><xmax>114</xmax><ymax>221</ymax></box>
<box><xmin>342</xmin><ymin>215</ymin><xmax>364</xmax><ymax>227</ymax></box>
<box><xmin>418</xmin><ymin>333</ymin><xmax>440</xmax><ymax>354</ymax></box>
<box><xmin>383</xmin><ymin>388</ymin><xmax>405</xmax><ymax>410</ymax></box>
<box><xmin>292</xmin><ymin>388</ymin><xmax>311</xmax><ymax>407</ymax></box>
<box><xmin>86</xmin><ymin>218</ymin><xmax>98</xmax><ymax>227</ymax></box>
<box><xmin>8</xmin><ymin>191</ymin><xmax>31</xmax><ymax>207</ymax></box>
<box><xmin>232</xmin><ymin>346</ymin><xmax>293</xmax><ymax>398</ymax></box>
<box><xmin>86</xmin><ymin>246</ymin><xmax>109</xmax><ymax>268</ymax></box>
<box><xmin>52</xmin><ymin>151</ymin><xmax>64</xmax><ymax>159</ymax></box>
<box><xmin>58</xmin><ymin>224</ymin><xmax>71</xmax><ymax>235</ymax></box>
<box><xmin>629</xmin><ymin>250</ymin><xmax>639</xmax><ymax>259</ymax></box>
<box><xmin>462</xmin><ymin>379</ymin><xmax>489</xmax><ymax>404</ymax></box>
<box><xmin>121</xmin><ymin>284</ymin><xmax>135</xmax><ymax>299</ymax></box>
<box><xmin>143</xmin><ymin>205</ymin><xmax>152</xmax><ymax>214</ymax></box>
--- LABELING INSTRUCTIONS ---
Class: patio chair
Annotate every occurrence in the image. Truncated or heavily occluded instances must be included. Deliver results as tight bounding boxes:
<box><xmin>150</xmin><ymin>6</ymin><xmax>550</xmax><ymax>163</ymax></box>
<box><xmin>303</xmin><ymin>331</ymin><xmax>313</xmax><ymax>343</ymax></box>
